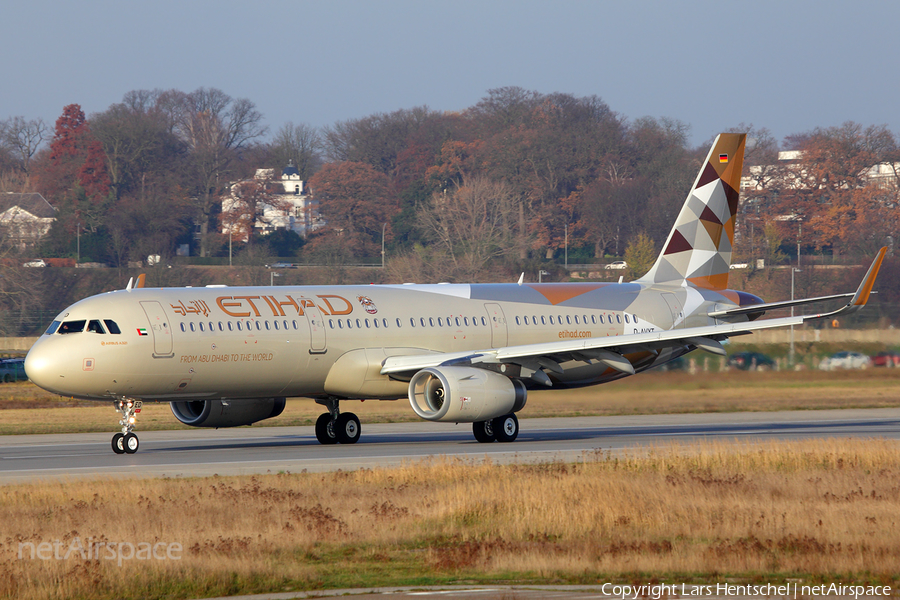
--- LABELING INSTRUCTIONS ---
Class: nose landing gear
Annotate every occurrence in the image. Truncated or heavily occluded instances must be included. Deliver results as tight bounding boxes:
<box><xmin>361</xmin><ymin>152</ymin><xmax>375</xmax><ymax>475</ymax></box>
<box><xmin>112</xmin><ymin>399</ymin><xmax>142</xmax><ymax>454</ymax></box>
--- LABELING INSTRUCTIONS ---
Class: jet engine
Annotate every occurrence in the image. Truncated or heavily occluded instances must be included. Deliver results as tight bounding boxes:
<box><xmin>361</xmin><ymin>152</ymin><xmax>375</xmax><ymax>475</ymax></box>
<box><xmin>408</xmin><ymin>367</ymin><xmax>526</xmax><ymax>423</ymax></box>
<box><xmin>170</xmin><ymin>398</ymin><xmax>286</xmax><ymax>428</ymax></box>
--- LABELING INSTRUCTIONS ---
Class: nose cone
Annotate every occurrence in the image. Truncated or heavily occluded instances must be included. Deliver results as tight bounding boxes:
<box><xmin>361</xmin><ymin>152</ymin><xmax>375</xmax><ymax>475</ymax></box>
<box><xmin>24</xmin><ymin>341</ymin><xmax>63</xmax><ymax>394</ymax></box>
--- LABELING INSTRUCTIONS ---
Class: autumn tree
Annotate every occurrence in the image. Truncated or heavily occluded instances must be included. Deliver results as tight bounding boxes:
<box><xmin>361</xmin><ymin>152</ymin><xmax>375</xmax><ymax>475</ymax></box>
<box><xmin>220</xmin><ymin>177</ymin><xmax>292</xmax><ymax>247</ymax></box>
<box><xmin>307</xmin><ymin>161</ymin><xmax>399</xmax><ymax>256</ymax></box>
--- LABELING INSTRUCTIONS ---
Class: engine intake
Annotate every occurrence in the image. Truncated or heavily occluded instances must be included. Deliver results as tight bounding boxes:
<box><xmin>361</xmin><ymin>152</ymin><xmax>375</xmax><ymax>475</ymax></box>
<box><xmin>170</xmin><ymin>398</ymin><xmax>286</xmax><ymax>428</ymax></box>
<box><xmin>408</xmin><ymin>367</ymin><xmax>526</xmax><ymax>423</ymax></box>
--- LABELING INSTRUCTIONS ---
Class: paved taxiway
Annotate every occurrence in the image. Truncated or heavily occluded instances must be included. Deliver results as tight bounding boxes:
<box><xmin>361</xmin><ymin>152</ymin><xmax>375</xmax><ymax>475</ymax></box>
<box><xmin>1</xmin><ymin>408</ymin><xmax>898</xmax><ymax>483</ymax></box>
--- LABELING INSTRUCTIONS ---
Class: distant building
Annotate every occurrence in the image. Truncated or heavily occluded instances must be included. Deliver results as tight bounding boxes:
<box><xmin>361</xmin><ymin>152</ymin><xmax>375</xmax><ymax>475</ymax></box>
<box><xmin>0</xmin><ymin>192</ymin><xmax>56</xmax><ymax>247</ymax></box>
<box><xmin>221</xmin><ymin>162</ymin><xmax>323</xmax><ymax>240</ymax></box>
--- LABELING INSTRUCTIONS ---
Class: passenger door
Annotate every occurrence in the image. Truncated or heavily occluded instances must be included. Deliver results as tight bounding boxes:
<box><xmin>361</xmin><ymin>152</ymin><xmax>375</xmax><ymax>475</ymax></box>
<box><xmin>140</xmin><ymin>301</ymin><xmax>174</xmax><ymax>358</ymax></box>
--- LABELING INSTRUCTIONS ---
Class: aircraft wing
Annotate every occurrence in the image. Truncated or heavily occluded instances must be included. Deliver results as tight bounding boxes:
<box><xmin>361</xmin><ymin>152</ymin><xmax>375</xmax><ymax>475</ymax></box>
<box><xmin>382</xmin><ymin>248</ymin><xmax>886</xmax><ymax>383</ymax></box>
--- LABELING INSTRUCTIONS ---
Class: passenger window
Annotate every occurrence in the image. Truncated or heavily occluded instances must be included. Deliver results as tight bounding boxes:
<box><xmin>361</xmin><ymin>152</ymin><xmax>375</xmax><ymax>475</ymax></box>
<box><xmin>373</xmin><ymin>319</ymin><xmax>379</xmax><ymax>328</ymax></box>
<box><xmin>550</xmin><ymin>316</ymin><xmax>555</xmax><ymax>325</ymax></box>
<box><xmin>199</xmin><ymin>322</ymin><xmax>205</xmax><ymax>332</ymax></box>
<box><xmin>365</xmin><ymin>319</ymin><xmax>370</xmax><ymax>328</ymax></box>
<box><xmin>633</xmin><ymin>314</ymin><xmax>638</xmax><ymax>323</ymax></box>
<box><xmin>45</xmin><ymin>321</ymin><xmax>61</xmax><ymax>335</ymax></box>
<box><xmin>383</xmin><ymin>318</ymin><xmax>389</xmax><ymax>328</ymax></box>
<box><xmin>347</xmin><ymin>319</ymin><xmax>353</xmax><ymax>329</ymax></box>
<box><xmin>438</xmin><ymin>317</ymin><xmax>443</xmax><ymax>327</ymax></box>
<box><xmin>481</xmin><ymin>317</ymin><xmax>487</xmax><ymax>326</ymax></box>
<box><xmin>237</xmin><ymin>322</ymin><xmax>242</xmax><ymax>331</ymax></box>
<box><xmin>410</xmin><ymin>318</ymin><xmax>416</xmax><ymax>327</ymax></box>
<box><xmin>284</xmin><ymin>320</ymin><xmax>290</xmax><ymax>330</ymax></box>
<box><xmin>515</xmin><ymin>317</ymin><xmax>521</xmax><ymax>326</ymax></box>
<box><xmin>600</xmin><ymin>315</ymin><xmax>605</xmax><ymax>324</ymax></box>
<box><xmin>256</xmin><ymin>321</ymin><xmax>262</xmax><ymax>331</ymax></box>
<box><xmin>293</xmin><ymin>320</ymin><xmax>298</xmax><ymax>330</ymax></box>
<box><xmin>356</xmin><ymin>319</ymin><xmax>362</xmax><ymax>328</ymax></box>
<box><xmin>625</xmin><ymin>314</ymin><xmax>630</xmax><ymax>324</ymax></box>
<box><xmin>189</xmin><ymin>323</ymin><xmax>196</xmax><ymax>332</ymax></box>
<box><xmin>420</xmin><ymin>317</ymin><xmax>426</xmax><ymax>327</ymax></box>
<box><xmin>87</xmin><ymin>320</ymin><xmax>106</xmax><ymax>334</ymax></box>
<box><xmin>335</xmin><ymin>321</ymin><xmax>340</xmax><ymax>330</ymax></box>
<box><xmin>179</xmin><ymin>323</ymin><xmax>186</xmax><ymax>332</ymax></box>
<box><xmin>575</xmin><ymin>315</ymin><xmax>580</xmax><ymax>325</ymax></box>
<box><xmin>103</xmin><ymin>320</ymin><xmax>121</xmax><ymax>334</ymax></box>
<box><xmin>591</xmin><ymin>315</ymin><xmax>597</xmax><ymax>325</ymax></box>
<box><xmin>616</xmin><ymin>314</ymin><xmax>622</xmax><ymax>324</ymax></box>
<box><xmin>328</xmin><ymin>319</ymin><xmax>334</xmax><ymax>329</ymax></box>
<box><xmin>429</xmin><ymin>318</ymin><xmax>435</xmax><ymax>327</ymax></box>
<box><xmin>566</xmin><ymin>316</ymin><xmax>572</xmax><ymax>325</ymax></box>
<box><xmin>464</xmin><ymin>317</ymin><xmax>470</xmax><ymax>326</ymax></box>
<box><xmin>218</xmin><ymin>322</ymin><xmax>224</xmax><ymax>331</ymax></box>
<box><xmin>397</xmin><ymin>318</ymin><xmax>402</xmax><ymax>328</ymax></box>
<box><xmin>456</xmin><ymin>317</ymin><xmax>461</xmax><ymax>326</ymax></box>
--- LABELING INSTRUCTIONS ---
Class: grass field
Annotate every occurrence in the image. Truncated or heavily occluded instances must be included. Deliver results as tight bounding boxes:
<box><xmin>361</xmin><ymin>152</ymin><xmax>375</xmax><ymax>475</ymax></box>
<box><xmin>1</xmin><ymin>439</ymin><xmax>898</xmax><ymax>599</ymax></box>
<box><xmin>1</xmin><ymin>368</ymin><xmax>900</xmax><ymax>435</ymax></box>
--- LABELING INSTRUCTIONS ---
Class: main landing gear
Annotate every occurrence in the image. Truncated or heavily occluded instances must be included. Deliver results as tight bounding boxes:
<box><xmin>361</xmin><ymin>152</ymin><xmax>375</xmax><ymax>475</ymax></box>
<box><xmin>472</xmin><ymin>413</ymin><xmax>519</xmax><ymax>443</ymax></box>
<box><xmin>111</xmin><ymin>399</ymin><xmax>142</xmax><ymax>454</ymax></box>
<box><xmin>314</xmin><ymin>398</ymin><xmax>360</xmax><ymax>445</ymax></box>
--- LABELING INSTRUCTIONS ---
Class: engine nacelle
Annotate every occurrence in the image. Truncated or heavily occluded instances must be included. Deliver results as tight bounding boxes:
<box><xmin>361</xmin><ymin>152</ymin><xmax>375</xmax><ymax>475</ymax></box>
<box><xmin>408</xmin><ymin>367</ymin><xmax>526</xmax><ymax>423</ymax></box>
<box><xmin>170</xmin><ymin>398</ymin><xmax>286</xmax><ymax>428</ymax></box>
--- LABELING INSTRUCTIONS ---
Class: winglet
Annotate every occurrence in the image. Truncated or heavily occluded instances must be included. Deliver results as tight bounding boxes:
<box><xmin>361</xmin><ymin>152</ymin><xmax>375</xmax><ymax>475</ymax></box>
<box><xmin>849</xmin><ymin>246</ymin><xmax>886</xmax><ymax>307</ymax></box>
<box><xmin>803</xmin><ymin>247</ymin><xmax>886</xmax><ymax>322</ymax></box>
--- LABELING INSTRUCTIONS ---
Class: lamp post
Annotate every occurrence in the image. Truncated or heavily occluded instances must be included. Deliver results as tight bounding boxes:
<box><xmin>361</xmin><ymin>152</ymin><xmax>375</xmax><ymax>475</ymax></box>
<box><xmin>790</xmin><ymin>267</ymin><xmax>801</xmax><ymax>366</ymax></box>
<box><xmin>76</xmin><ymin>221</ymin><xmax>80</xmax><ymax>264</ymax></box>
<box><xmin>564</xmin><ymin>223</ymin><xmax>568</xmax><ymax>270</ymax></box>
<box><xmin>270</xmin><ymin>271</ymin><xmax>281</xmax><ymax>286</ymax></box>
<box><xmin>539</xmin><ymin>270</ymin><xmax>550</xmax><ymax>283</ymax></box>
<box><xmin>229</xmin><ymin>229</ymin><xmax>232</xmax><ymax>267</ymax></box>
<box><xmin>381</xmin><ymin>222</ymin><xmax>387</xmax><ymax>269</ymax></box>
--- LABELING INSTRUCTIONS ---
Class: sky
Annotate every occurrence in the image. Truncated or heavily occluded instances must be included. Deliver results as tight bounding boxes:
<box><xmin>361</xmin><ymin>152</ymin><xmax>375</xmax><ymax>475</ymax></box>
<box><xmin>3</xmin><ymin>0</ymin><xmax>899</xmax><ymax>149</ymax></box>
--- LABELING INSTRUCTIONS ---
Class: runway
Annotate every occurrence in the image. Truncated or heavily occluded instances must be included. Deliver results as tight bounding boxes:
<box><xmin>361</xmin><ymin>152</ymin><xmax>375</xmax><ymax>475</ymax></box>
<box><xmin>1</xmin><ymin>408</ymin><xmax>898</xmax><ymax>483</ymax></box>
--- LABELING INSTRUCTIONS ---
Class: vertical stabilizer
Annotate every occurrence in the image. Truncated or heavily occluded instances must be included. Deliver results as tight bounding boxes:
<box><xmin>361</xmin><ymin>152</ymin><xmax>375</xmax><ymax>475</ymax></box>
<box><xmin>638</xmin><ymin>133</ymin><xmax>746</xmax><ymax>290</ymax></box>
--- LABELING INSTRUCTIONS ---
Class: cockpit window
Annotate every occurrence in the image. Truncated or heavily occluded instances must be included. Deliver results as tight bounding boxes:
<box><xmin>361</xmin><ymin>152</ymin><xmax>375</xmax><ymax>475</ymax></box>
<box><xmin>104</xmin><ymin>320</ymin><xmax>121</xmax><ymax>334</ymax></box>
<box><xmin>87</xmin><ymin>320</ymin><xmax>106</xmax><ymax>334</ymax></box>
<box><xmin>58</xmin><ymin>320</ymin><xmax>86</xmax><ymax>334</ymax></box>
<box><xmin>45</xmin><ymin>321</ymin><xmax>61</xmax><ymax>335</ymax></box>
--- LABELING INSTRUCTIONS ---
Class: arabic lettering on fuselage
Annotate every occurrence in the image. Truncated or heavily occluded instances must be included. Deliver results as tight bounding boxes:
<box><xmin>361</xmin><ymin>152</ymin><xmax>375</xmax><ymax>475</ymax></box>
<box><xmin>170</xmin><ymin>294</ymin><xmax>355</xmax><ymax>319</ymax></box>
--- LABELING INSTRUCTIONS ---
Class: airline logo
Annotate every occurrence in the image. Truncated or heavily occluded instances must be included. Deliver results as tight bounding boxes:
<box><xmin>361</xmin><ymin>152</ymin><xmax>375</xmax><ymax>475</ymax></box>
<box><xmin>136</xmin><ymin>328</ymin><xmax>149</xmax><ymax>336</ymax></box>
<box><xmin>719</xmin><ymin>153</ymin><xmax>729</xmax><ymax>163</ymax></box>
<box><xmin>357</xmin><ymin>296</ymin><xmax>378</xmax><ymax>314</ymax></box>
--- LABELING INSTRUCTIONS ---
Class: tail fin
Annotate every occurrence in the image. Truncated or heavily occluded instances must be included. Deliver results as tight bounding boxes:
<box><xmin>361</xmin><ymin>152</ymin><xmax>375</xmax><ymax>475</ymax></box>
<box><xmin>638</xmin><ymin>133</ymin><xmax>746</xmax><ymax>290</ymax></box>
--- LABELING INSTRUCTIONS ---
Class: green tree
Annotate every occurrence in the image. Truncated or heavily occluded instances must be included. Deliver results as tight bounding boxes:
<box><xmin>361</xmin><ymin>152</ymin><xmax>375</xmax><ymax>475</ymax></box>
<box><xmin>624</xmin><ymin>233</ymin><xmax>656</xmax><ymax>280</ymax></box>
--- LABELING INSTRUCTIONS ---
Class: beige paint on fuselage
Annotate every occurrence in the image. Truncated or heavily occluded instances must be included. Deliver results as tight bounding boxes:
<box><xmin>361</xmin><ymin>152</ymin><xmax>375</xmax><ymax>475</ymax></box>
<box><xmin>26</xmin><ymin>281</ymin><xmax>737</xmax><ymax>403</ymax></box>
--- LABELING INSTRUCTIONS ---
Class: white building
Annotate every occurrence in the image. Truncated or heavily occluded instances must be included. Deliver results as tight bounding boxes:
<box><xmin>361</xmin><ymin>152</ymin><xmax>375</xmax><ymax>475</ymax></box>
<box><xmin>0</xmin><ymin>192</ymin><xmax>56</xmax><ymax>247</ymax></box>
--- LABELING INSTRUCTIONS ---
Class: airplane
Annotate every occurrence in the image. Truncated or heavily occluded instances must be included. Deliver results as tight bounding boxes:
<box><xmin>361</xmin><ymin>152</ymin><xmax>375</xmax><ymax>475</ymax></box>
<box><xmin>24</xmin><ymin>133</ymin><xmax>887</xmax><ymax>454</ymax></box>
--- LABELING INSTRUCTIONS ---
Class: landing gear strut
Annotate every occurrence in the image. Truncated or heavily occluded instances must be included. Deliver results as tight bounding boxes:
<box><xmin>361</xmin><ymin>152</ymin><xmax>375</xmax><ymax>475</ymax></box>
<box><xmin>112</xmin><ymin>399</ymin><xmax>142</xmax><ymax>454</ymax></box>
<box><xmin>314</xmin><ymin>398</ymin><xmax>360</xmax><ymax>445</ymax></box>
<box><xmin>473</xmin><ymin>413</ymin><xmax>519</xmax><ymax>443</ymax></box>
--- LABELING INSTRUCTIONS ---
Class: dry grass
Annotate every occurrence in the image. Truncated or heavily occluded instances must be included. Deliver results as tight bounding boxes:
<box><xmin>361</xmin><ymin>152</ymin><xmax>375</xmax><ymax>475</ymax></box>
<box><xmin>2</xmin><ymin>369</ymin><xmax>900</xmax><ymax>435</ymax></box>
<box><xmin>1</xmin><ymin>439</ymin><xmax>898</xmax><ymax>599</ymax></box>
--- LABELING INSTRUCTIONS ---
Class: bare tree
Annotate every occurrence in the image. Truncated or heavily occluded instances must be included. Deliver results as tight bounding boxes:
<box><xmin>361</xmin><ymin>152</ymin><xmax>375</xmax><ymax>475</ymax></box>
<box><xmin>0</xmin><ymin>116</ymin><xmax>47</xmax><ymax>172</ymax></box>
<box><xmin>272</xmin><ymin>122</ymin><xmax>322</xmax><ymax>179</ymax></box>
<box><xmin>166</xmin><ymin>88</ymin><xmax>267</xmax><ymax>256</ymax></box>
<box><xmin>417</xmin><ymin>176</ymin><xmax>516</xmax><ymax>281</ymax></box>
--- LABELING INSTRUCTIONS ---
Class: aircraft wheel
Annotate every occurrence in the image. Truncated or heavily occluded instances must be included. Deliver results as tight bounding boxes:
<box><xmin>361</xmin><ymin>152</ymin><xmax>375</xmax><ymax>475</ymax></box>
<box><xmin>315</xmin><ymin>413</ymin><xmax>338</xmax><ymax>445</ymax></box>
<box><xmin>492</xmin><ymin>414</ymin><xmax>519</xmax><ymax>443</ymax></box>
<box><xmin>112</xmin><ymin>433</ymin><xmax>126</xmax><ymax>454</ymax></box>
<box><xmin>335</xmin><ymin>412</ymin><xmax>361</xmax><ymax>444</ymax></box>
<box><xmin>123</xmin><ymin>433</ymin><xmax>139</xmax><ymax>454</ymax></box>
<box><xmin>472</xmin><ymin>420</ymin><xmax>496</xmax><ymax>443</ymax></box>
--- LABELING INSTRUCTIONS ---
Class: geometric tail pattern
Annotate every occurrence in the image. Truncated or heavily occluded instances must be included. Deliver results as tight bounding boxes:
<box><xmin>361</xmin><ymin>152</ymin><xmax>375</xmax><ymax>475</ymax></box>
<box><xmin>637</xmin><ymin>133</ymin><xmax>746</xmax><ymax>290</ymax></box>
